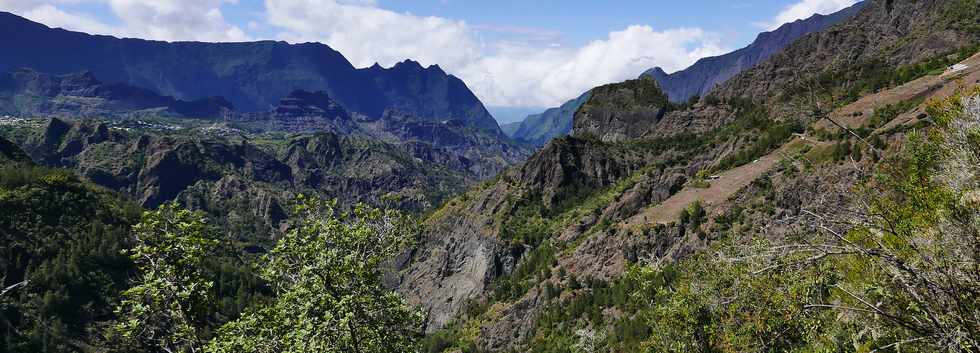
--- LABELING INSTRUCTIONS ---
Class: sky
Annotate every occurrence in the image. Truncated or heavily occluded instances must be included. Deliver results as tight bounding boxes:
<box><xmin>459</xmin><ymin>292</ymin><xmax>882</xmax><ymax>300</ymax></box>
<box><xmin>0</xmin><ymin>0</ymin><xmax>860</xmax><ymax>122</ymax></box>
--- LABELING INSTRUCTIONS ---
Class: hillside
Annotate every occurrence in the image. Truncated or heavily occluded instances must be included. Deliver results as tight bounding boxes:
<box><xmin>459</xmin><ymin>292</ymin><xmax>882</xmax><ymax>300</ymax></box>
<box><xmin>643</xmin><ymin>1</ymin><xmax>867</xmax><ymax>103</ymax></box>
<box><xmin>2</xmin><ymin>1</ymin><xmax>979</xmax><ymax>352</ymax></box>
<box><xmin>395</xmin><ymin>1</ymin><xmax>980</xmax><ymax>351</ymax></box>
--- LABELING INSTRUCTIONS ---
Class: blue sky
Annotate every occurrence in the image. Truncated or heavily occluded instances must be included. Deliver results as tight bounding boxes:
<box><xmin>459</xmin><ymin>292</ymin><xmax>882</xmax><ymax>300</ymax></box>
<box><xmin>0</xmin><ymin>0</ymin><xmax>860</xmax><ymax>121</ymax></box>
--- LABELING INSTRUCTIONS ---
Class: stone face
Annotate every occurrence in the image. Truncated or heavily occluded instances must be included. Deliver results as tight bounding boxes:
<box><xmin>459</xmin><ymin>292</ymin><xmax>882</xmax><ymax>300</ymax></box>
<box><xmin>572</xmin><ymin>78</ymin><xmax>669</xmax><ymax>143</ymax></box>
<box><xmin>0</xmin><ymin>12</ymin><xmax>501</xmax><ymax>134</ymax></box>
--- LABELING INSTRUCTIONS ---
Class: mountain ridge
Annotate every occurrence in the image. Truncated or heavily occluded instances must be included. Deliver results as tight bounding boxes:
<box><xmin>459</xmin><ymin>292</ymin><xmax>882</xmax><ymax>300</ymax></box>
<box><xmin>0</xmin><ymin>12</ymin><xmax>503</xmax><ymax>134</ymax></box>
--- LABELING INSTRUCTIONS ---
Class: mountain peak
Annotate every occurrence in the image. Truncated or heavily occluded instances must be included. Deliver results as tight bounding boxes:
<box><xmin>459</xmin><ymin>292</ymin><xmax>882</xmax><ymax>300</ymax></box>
<box><xmin>394</xmin><ymin>59</ymin><xmax>423</xmax><ymax>70</ymax></box>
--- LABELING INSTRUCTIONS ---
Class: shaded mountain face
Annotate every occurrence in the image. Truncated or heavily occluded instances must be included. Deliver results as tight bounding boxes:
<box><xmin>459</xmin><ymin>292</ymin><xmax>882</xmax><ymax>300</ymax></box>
<box><xmin>510</xmin><ymin>91</ymin><xmax>591</xmax><ymax>146</ymax></box>
<box><xmin>0</xmin><ymin>12</ymin><xmax>501</xmax><ymax>134</ymax></box>
<box><xmin>643</xmin><ymin>1</ymin><xmax>867</xmax><ymax>103</ymax></box>
<box><xmin>232</xmin><ymin>89</ymin><xmax>358</xmax><ymax>133</ymax></box>
<box><xmin>0</xmin><ymin>69</ymin><xmax>233</xmax><ymax>118</ymax></box>
<box><xmin>0</xmin><ymin>135</ymin><xmax>30</xmax><ymax>163</ymax></box>
<box><xmin>230</xmin><ymin>89</ymin><xmax>532</xmax><ymax>179</ymax></box>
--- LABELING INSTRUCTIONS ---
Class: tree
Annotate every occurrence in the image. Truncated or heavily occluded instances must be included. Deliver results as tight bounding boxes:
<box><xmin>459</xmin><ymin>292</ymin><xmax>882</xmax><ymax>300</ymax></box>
<box><xmin>206</xmin><ymin>196</ymin><xmax>424</xmax><ymax>353</ymax></box>
<box><xmin>107</xmin><ymin>202</ymin><xmax>218</xmax><ymax>353</ymax></box>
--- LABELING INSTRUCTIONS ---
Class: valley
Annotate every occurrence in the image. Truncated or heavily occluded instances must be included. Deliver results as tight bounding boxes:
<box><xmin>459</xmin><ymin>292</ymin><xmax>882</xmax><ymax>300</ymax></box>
<box><xmin>2</xmin><ymin>1</ymin><xmax>979</xmax><ymax>352</ymax></box>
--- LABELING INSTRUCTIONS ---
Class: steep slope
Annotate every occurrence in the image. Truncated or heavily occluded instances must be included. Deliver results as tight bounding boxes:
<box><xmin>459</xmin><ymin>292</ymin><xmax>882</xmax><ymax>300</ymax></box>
<box><xmin>712</xmin><ymin>0</ymin><xmax>980</xmax><ymax>111</ymax></box>
<box><xmin>0</xmin><ymin>142</ymin><xmax>142</xmax><ymax>353</ymax></box>
<box><xmin>400</xmin><ymin>1</ymin><xmax>980</xmax><ymax>351</ymax></box>
<box><xmin>0</xmin><ymin>69</ymin><xmax>233</xmax><ymax>119</ymax></box>
<box><xmin>0</xmin><ymin>134</ymin><xmax>30</xmax><ymax>162</ymax></box>
<box><xmin>0</xmin><ymin>12</ymin><xmax>501</xmax><ymax>133</ymax></box>
<box><xmin>643</xmin><ymin>1</ymin><xmax>867</xmax><ymax>103</ymax></box>
<box><xmin>572</xmin><ymin>78</ymin><xmax>669</xmax><ymax>142</ymax></box>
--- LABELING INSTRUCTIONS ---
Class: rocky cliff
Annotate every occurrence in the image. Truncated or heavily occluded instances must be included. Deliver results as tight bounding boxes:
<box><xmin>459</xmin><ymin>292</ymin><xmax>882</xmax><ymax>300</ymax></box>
<box><xmin>572</xmin><ymin>78</ymin><xmax>669</xmax><ymax>143</ymax></box>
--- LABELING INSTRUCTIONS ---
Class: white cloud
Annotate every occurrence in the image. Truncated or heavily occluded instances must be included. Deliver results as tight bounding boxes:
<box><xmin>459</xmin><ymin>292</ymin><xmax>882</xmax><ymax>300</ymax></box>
<box><xmin>458</xmin><ymin>26</ymin><xmax>725</xmax><ymax>107</ymax></box>
<box><xmin>108</xmin><ymin>0</ymin><xmax>248</xmax><ymax>42</ymax></box>
<box><xmin>266</xmin><ymin>0</ymin><xmax>478</xmax><ymax>70</ymax></box>
<box><xmin>19</xmin><ymin>3</ymin><xmax>122</xmax><ymax>35</ymax></box>
<box><xmin>1</xmin><ymin>0</ymin><xmax>247</xmax><ymax>42</ymax></box>
<box><xmin>759</xmin><ymin>0</ymin><xmax>859</xmax><ymax>30</ymax></box>
<box><xmin>264</xmin><ymin>0</ymin><xmax>726</xmax><ymax>107</ymax></box>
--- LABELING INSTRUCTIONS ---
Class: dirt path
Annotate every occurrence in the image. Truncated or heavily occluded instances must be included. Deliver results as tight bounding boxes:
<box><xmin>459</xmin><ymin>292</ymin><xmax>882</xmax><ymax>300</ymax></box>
<box><xmin>622</xmin><ymin>140</ymin><xmax>802</xmax><ymax>228</ymax></box>
<box><xmin>620</xmin><ymin>53</ymin><xmax>980</xmax><ymax>230</ymax></box>
<box><xmin>817</xmin><ymin>51</ymin><xmax>980</xmax><ymax>131</ymax></box>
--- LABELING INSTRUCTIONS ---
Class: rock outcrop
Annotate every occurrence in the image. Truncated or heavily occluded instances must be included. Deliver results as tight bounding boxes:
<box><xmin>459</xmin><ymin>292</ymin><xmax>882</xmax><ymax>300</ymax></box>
<box><xmin>572</xmin><ymin>78</ymin><xmax>669</xmax><ymax>143</ymax></box>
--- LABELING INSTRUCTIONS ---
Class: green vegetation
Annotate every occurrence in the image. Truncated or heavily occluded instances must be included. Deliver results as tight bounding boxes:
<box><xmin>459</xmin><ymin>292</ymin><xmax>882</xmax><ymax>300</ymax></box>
<box><xmin>207</xmin><ymin>197</ymin><xmax>424</xmax><ymax>352</ymax></box>
<box><xmin>0</xmin><ymin>159</ymin><xmax>141</xmax><ymax>353</ymax></box>
<box><xmin>868</xmin><ymin>98</ymin><xmax>924</xmax><ymax>129</ymax></box>
<box><xmin>534</xmin><ymin>90</ymin><xmax>980</xmax><ymax>352</ymax></box>
<box><xmin>784</xmin><ymin>45</ymin><xmax>979</xmax><ymax>108</ymax></box>
<box><xmin>108</xmin><ymin>203</ymin><xmax>220</xmax><ymax>353</ymax></box>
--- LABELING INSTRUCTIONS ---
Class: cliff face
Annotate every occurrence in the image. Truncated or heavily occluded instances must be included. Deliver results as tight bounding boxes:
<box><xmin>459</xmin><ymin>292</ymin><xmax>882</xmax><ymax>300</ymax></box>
<box><xmin>572</xmin><ymin>78</ymin><xmax>669</xmax><ymax>143</ymax></box>
<box><xmin>644</xmin><ymin>1</ymin><xmax>867</xmax><ymax>103</ymax></box>
<box><xmin>0</xmin><ymin>12</ymin><xmax>501</xmax><ymax>134</ymax></box>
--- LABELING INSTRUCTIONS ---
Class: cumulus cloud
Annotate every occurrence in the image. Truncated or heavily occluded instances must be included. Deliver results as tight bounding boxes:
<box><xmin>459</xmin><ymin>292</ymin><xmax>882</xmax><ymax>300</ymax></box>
<box><xmin>266</xmin><ymin>0</ymin><xmax>478</xmax><ymax>70</ymax></box>
<box><xmin>108</xmin><ymin>0</ymin><xmax>248</xmax><ymax>42</ymax></box>
<box><xmin>20</xmin><ymin>3</ymin><xmax>121</xmax><ymax>34</ymax></box>
<box><xmin>265</xmin><ymin>0</ymin><xmax>726</xmax><ymax>107</ymax></box>
<box><xmin>459</xmin><ymin>26</ymin><xmax>725</xmax><ymax>107</ymax></box>
<box><xmin>1</xmin><ymin>0</ymin><xmax>247</xmax><ymax>42</ymax></box>
<box><xmin>758</xmin><ymin>0</ymin><xmax>859</xmax><ymax>30</ymax></box>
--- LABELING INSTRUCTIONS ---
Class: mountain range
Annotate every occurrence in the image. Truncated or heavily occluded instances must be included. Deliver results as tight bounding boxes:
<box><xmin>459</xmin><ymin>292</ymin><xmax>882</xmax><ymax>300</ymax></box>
<box><xmin>507</xmin><ymin>1</ymin><xmax>867</xmax><ymax>146</ymax></box>
<box><xmin>2</xmin><ymin>0</ymin><xmax>980</xmax><ymax>352</ymax></box>
<box><xmin>0</xmin><ymin>11</ymin><xmax>502</xmax><ymax>134</ymax></box>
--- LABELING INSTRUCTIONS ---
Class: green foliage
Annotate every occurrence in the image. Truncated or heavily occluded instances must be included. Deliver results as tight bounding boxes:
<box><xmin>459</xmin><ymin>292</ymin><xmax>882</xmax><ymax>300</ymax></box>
<box><xmin>492</xmin><ymin>242</ymin><xmax>557</xmax><ymax>302</ymax></box>
<box><xmin>0</xmin><ymin>161</ymin><xmax>140</xmax><ymax>353</ymax></box>
<box><xmin>784</xmin><ymin>46</ymin><xmax>979</xmax><ymax>107</ymax></box>
<box><xmin>206</xmin><ymin>197</ymin><xmax>424</xmax><ymax>353</ymax></box>
<box><xmin>868</xmin><ymin>99</ymin><xmax>924</xmax><ymax>129</ymax></box>
<box><xmin>108</xmin><ymin>203</ymin><xmax>219</xmax><ymax>353</ymax></box>
<box><xmin>678</xmin><ymin>201</ymin><xmax>707</xmax><ymax>230</ymax></box>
